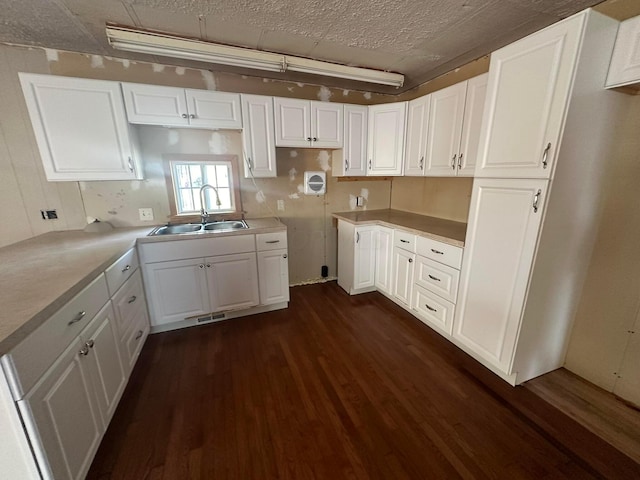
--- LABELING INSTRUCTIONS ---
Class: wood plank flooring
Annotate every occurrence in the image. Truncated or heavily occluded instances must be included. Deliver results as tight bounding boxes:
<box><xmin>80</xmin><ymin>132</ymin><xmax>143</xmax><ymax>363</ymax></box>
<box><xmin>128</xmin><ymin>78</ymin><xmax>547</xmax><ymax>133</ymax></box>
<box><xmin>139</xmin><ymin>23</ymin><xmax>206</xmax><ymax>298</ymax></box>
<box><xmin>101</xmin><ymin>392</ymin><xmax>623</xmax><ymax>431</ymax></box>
<box><xmin>88</xmin><ymin>282</ymin><xmax>640</xmax><ymax>479</ymax></box>
<box><xmin>526</xmin><ymin>368</ymin><xmax>640</xmax><ymax>464</ymax></box>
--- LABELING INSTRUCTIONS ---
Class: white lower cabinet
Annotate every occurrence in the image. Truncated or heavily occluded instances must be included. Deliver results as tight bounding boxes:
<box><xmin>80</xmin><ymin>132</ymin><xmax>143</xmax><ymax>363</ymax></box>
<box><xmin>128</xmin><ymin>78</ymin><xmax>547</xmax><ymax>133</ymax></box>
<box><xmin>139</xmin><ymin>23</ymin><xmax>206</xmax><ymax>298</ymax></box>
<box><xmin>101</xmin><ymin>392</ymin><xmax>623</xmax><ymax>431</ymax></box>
<box><xmin>206</xmin><ymin>253</ymin><xmax>259</xmax><ymax>312</ymax></box>
<box><xmin>374</xmin><ymin>226</ymin><xmax>393</xmax><ymax>294</ymax></box>
<box><xmin>337</xmin><ymin>220</ymin><xmax>379</xmax><ymax>295</ymax></box>
<box><xmin>1</xmin><ymin>250</ymin><xmax>150</xmax><ymax>480</ymax></box>
<box><xmin>413</xmin><ymin>286</ymin><xmax>456</xmax><ymax>334</ymax></box>
<box><xmin>17</xmin><ymin>302</ymin><xmax>126</xmax><ymax>480</ymax></box>
<box><xmin>139</xmin><ymin>232</ymin><xmax>289</xmax><ymax>330</ymax></box>
<box><xmin>392</xmin><ymin>247</ymin><xmax>415</xmax><ymax>307</ymax></box>
<box><xmin>143</xmin><ymin>258</ymin><xmax>212</xmax><ymax>326</ymax></box>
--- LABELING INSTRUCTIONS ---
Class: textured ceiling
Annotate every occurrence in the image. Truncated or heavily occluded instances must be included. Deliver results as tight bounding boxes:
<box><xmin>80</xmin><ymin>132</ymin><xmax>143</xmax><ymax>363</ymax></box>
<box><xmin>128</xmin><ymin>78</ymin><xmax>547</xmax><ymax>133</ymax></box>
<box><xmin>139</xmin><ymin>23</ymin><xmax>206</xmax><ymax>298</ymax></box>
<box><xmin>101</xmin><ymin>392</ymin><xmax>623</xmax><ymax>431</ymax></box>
<box><xmin>0</xmin><ymin>0</ymin><xmax>610</xmax><ymax>93</ymax></box>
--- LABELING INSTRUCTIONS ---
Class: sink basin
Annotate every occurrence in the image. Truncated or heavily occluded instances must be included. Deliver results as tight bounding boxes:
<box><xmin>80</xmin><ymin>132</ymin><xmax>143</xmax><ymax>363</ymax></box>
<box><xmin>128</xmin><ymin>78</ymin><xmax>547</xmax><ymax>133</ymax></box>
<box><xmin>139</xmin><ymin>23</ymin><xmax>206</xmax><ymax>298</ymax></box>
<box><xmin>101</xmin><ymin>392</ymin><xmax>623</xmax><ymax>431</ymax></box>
<box><xmin>151</xmin><ymin>223</ymin><xmax>203</xmax><ymax>235</ymax></box>
<box><xmin>149</xmin><ymin>220</ymin><xmax>249</xmax><ymax>236</ymax></box>
<box><xmin>203</xmin><ymin>220</ymin><xmax>249</xmax><ymax>231</ymax></box>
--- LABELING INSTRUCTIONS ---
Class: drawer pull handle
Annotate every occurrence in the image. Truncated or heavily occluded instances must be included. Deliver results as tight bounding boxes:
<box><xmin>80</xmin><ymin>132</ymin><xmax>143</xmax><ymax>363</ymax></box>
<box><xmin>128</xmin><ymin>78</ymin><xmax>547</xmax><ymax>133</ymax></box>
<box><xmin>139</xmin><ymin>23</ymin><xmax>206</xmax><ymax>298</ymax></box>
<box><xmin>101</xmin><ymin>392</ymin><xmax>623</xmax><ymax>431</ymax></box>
<box><xmin>79</xmin><ymin>345</ymin><xmax>90</xmax><ymax>356</ymax></box>
<box><xmin>428</xmin><ymin>274</ymin><xmax>441</xmax><ymax>282</ymax></box>
<box><xmin>68</xmin><ymin>311</ymin><xmax>86</xmax><ymax>326</ymax></box>
<box><xmin>400</xmin><ymin>239</ymin><xmax>410</xmax><ymax>244</ymax></box>
<box><xmin>533</xmin><ymin>189</ymin><xmax>542</xmax><ymax>213</ymax></box>
<box><xmin>128</xmin><ymin>295</ymin><xmax>137</xmax><ymax>304</ymax></box>
<box><xmin>266</xmin><ymin>240</ymin><xmax>280</xmax><ymax>244</ymax></box>
<box><xmin>542</xmin><ymin>142</ymin><xmax>551</xmax><ymax>169</ymax></box>
<box><xmin>431</xmin><ymin>249</ymin><xmax>444</xmax><ymax>255</ymax></box>
<box><xmin>425</xmin><ymin>304</ymin><xmax>437</xmax><ymax>312</ymax></box>
<box><xmin>135</xmin><ymin>330</ymin><xmax>144</xmax><ymax>340</ymax></box>
<box><xmin>122</xmin><ymin>265</ymin><xmax>131</xmax><ymax>273</ymax></box>
<box><xmin>85</xmin><ymin>340</ymin><xmax>94</xmax><ymax>349</ymax></box>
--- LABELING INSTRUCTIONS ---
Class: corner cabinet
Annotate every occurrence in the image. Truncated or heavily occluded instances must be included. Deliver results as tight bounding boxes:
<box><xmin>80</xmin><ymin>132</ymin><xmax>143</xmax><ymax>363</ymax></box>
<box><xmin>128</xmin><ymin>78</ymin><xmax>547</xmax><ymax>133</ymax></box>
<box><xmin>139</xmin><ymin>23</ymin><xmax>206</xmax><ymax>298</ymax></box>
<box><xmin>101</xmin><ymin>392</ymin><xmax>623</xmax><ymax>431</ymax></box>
<box><xmin>19</xmin><ymin>73</ymin><xmax>142</xmax><ymax>181</ymax></box>
<box><xmin>121</xmin><ymin>83</ymin><xmax>242</xmax><ymax>129</ymax></box>
<box><xmin>274</xmin><ymin>98</ymin><xmax>343</xmax><ymax>148</ymax></box>
<box><xmin>367</xmin><ymin>102</ymin><xmax>407</xmax><ymax>176</ymax></box>
<box><xmin>241</xmin><ymin>94</ymin><xmax>277</xmax><ymax>178</ymax></box>
<box><xmin>454</xmin><ymin>10</ymin><xmax>624</xmax><ymax>385</ymax></box>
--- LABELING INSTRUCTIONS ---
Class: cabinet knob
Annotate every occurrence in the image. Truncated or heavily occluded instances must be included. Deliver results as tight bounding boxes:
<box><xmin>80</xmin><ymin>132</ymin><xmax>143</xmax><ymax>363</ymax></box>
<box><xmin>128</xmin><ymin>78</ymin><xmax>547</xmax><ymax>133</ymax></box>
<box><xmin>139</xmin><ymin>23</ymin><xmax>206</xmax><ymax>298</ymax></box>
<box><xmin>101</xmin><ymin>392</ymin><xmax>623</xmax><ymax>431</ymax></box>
<box><xmin>122</xmin><ymin>264</ymin><xmax>131</xmax><ymax>273</ymax></box>
<box><xmin>182</xmin><ymin>113</ymin><xmax>188</xmax><ymax>118</ymax></box>
<box><xmin>127</xmin><ymin>295</ymin><xmax>137</xmax><ymax>304</ymax></box>
<box><xmin>135</xmin><ymin>330</ymin><xmax>144</xmax><ymax>340</ymax></box>
<box><xmin>313</xmin><ymin>137</ymin><xmax>317</xmax><ymax>142</ymax></box>
<box><xmin>206</xmin><ymin>263</ymin><xmax>211</xmax><ymax>268</ymax></box>
<box><xmin>68</xmin><ymin>311</ymin><xmax>86</xmax><ymax>326</ymax></box>
<box><xmin>199</xmin><ymin>264</ymin><xmax>205</xmax><ymax>269</ymax></box>
<box><xmin>190</xmin><ymin>114</ymin><xmax>196</xmax><ymax>119</ymax></box>
<box><xmin>283</xmin><ymin>254</ymin><xmax>288</xmax><ymax>259</ymax></box>
<box><xmin>408</xmin><ymin>258</ymin><xmax>413</xmax><ymax>263</ymax></box>
<box><xmin>79</xmin><ymin>345</ymin><xmax>90</xmax><ymax>356</ymax></box>
<box><xmin>307</xmin><ymin>137</ymin><xmax>312</xmax><ymax>141</ymax></box>
<box><xmin>85</xmin><ymin>339</ymin><xmax>95</xmax><ymax>349</ymax></box>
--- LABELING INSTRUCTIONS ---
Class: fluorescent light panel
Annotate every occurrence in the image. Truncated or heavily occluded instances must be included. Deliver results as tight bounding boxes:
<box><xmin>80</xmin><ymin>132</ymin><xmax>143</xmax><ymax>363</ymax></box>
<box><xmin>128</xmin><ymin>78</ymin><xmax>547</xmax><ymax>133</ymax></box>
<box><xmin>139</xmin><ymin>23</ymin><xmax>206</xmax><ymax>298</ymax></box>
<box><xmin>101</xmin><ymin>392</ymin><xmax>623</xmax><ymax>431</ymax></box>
<box><xmin>106</xmin><ymin>26</ymin><xmax>404</xmax><ymax>87</ymax></box>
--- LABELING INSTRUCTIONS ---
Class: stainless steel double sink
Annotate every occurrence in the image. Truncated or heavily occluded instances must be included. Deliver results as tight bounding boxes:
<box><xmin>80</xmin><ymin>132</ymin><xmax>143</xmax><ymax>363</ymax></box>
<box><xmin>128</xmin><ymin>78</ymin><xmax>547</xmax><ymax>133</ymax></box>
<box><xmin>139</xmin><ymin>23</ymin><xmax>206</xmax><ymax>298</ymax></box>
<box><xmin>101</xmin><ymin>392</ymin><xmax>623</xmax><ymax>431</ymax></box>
<box><xmin>149</xmin><ymin>220</ymin><xmax>249</xmax><ymax>236</ymax></box>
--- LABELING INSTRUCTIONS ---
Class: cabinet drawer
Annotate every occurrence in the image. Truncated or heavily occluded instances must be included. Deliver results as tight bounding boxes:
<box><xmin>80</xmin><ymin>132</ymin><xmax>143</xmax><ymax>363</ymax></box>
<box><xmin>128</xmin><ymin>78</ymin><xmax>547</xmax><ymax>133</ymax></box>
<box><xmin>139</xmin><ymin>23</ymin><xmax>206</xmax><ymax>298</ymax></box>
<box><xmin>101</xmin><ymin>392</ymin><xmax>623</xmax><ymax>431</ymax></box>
<box><xmin>412</xmin><ymin>285</ymin><xmax>455</xmax><ymax>335</ymax></box>
<box><xmin>139</xmin><ymin>234</ymin><xmax>256</xmax><ymax>263</ymax></box>
<box><xmin>256</xmin><ymin>231</ymin><xmax>288</xmax><ymax>251</ymax></box>
<box><xmin>8</xmin><ymin>274</ymin><xmax>109</xmax><ymax>397</ymax></box>
<box><xmin>105</xmin><ymin>248</ymin><xmax>138</xmax><ymax>296</ymax></box>
<box><xmin>111</xmin><ymin>270</ymin><xmax>146</xmax><ymax>340</ymax></box>
<box><xmin>394</xmin><ymin>230</ymin><xmax>417</xmax><ymax>252</ymax></box>
<box><xmin>416</xmin><ymin>236</ymin><xmax>463</xmax><ymax>269</ymax></box>
<box><xmin>414</xmin><ymin>256</ymin><xmax>460</xmax><ymax>303</ymax></box>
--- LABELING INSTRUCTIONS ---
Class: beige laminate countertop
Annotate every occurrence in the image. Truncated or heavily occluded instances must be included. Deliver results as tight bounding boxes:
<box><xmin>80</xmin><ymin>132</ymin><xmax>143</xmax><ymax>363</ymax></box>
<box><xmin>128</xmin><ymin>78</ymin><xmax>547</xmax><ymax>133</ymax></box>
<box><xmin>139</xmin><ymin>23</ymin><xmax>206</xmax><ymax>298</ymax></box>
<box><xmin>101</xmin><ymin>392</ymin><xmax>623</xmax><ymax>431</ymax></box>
<box><xmin>0</xmin><ymin>218</ymin><xmax>286</xmax><ymax>355</ymax></box>
<box><xmin>0</xmin><ymin>227</ymin><xmax>153</xmax><ymax>355</ymax></box>
<box><xmin>332</xmin><ymin>209</ymin><xmax>467</xmax><ymax>247</ymax></box>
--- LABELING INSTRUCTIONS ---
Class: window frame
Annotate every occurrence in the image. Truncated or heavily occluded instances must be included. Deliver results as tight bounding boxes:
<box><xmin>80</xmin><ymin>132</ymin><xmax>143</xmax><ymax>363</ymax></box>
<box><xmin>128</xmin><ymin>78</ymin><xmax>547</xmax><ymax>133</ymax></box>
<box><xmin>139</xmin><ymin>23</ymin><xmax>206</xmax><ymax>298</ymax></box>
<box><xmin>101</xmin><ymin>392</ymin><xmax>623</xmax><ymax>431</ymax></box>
<box><xmin>163</xmin><ymin>154</ymin><xmax>243</xmax><ymax>223</ymax></box>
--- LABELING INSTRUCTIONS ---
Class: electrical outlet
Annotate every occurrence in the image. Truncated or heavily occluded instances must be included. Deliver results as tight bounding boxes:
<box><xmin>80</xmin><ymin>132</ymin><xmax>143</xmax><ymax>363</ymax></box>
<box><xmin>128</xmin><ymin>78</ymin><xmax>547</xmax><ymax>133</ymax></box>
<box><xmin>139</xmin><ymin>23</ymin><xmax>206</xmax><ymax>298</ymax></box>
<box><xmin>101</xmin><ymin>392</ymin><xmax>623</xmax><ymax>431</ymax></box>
<box><xmin>139</xmin><ymin>208</ymin><xmax>154</xmax><ymax>221</ymax></box>
<box><xmin>277</xmin><ymin>200</ymin><xmax>285</xmax><ymax>211</ymax></box>
<box><xmin>40</xmin><ymin>209</ymin><xmax>58</xmax><ymax>220</ymax></box>
<box><xmin>356</xmin><ymin>196</ymin><xmax>364</xmax><ymax>207</ymax></box>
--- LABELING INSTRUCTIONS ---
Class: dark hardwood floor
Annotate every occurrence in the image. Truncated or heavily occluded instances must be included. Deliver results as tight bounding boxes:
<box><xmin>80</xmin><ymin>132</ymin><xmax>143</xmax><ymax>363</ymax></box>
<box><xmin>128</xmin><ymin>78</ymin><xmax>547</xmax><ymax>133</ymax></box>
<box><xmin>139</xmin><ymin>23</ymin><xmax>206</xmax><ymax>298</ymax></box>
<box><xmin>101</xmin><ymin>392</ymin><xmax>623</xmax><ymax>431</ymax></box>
<box><xmin>88</xmin><ymin>282</ymin><xmax>640</xmax><ymax>479</ymax></box>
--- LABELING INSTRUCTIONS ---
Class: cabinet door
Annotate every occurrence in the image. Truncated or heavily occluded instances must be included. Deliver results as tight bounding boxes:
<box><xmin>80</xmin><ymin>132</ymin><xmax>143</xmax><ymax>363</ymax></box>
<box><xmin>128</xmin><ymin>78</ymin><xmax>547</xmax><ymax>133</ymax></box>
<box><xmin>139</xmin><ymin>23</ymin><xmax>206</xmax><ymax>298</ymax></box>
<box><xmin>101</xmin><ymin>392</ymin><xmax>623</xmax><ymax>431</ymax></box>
<box><xmin>111</xmin><ymin>270</ymin><xmax>146</xmax><ymax>340</ymax></box>
<box><xmin>368</xmin><ymin>102</ymin><xmax>407</xmax><ymax>176</ymax></box>
<box><xmin>606</xmin><ymin>16</ymin><xmax>640</xmax><ymax>88</ymax></box>
<box><xmin>257</xmin><ymin>249</ymin><xmax>290</xmax><ymax>305</ymax></box>
<box><xmin>457</xmin><ymin>74</ymin><xmax>488</xmax><ymax>176</ymax></box>
<box><xmin>18</xmin><ymin>337</ymin><xmax>102</xmax><ymax>480</ymax></box>
<box><xmin>425</xmin><ymin>82</ymin><xmax>466</xmax><ymax>176</ymax></box>
<box><xmin>121</xmin><ymin>309</ymin><xmax>150</xmax><ymax>374</ymax></box>
<box><xmin>81</xmin><ymin>303</ymin><xmax>125</xmax><ymax>428</ymax></box>
<box><xmin>186</xmin><ymin>90</ymin><xmax>242</xmax><ymax>129</ymax></box>
<box><xmin>454</xmin><ymin>178</ymin><xmax>547</xmax><ymax>374</ymax></box>
<box><xmin>143</xmin><ymin>259</ymin><xmax>210</xmax><ymax>326</ymax></box>
<box><xmin>311</xmin><ymin>102</ymin><xmax>343</xmax><ymax>148</ymax></box>
<box><xmin>475</xmin><ymin>16</ymin><xmax>583</xmax><ymax>178</ymax></box>
<box><xmin>392</xmin><ymin>247</ymin><xmax>415</xmax><ymax>306</ymax></box>
<box><xmin>340</xmin><ymin>105</ymin><xmax>368</xmax><ymax>176</ymax></box>
<box><xmin>206</xmin><ymin>253</ymin><xmax>259</xmax><ymax>312</ymax></box>
<box><xmin>121</xmin><ymin>83</ymin><xmax>189</xmax><ymax>126</ymax></box>
<box><xmin>404</xmin><ymin>95</ymin><xmax>430</xmax><ymax>176</ymax></box>
<box><xmin>374</xmin><ymin>226</ymin><xmax>393</xmax><ymax>294</ymax></box>
<box><xmin>353</xmin><ymin>226</ymin><xmax>377</xmax><ymax>291</ymax></box>
<box><xmin>241</xmin><ymin>94</ymin><xmax>277</xmax><ymax>178</ymax></box>
<box><xmin>19</xmin><ymin>73</ymin><xmax>140</xmax><ymax>181</ymax></box>
<box><xmin>274</xmin><ymin>98</ymin><xmax>311</xmax><ymax>147</ymax></box>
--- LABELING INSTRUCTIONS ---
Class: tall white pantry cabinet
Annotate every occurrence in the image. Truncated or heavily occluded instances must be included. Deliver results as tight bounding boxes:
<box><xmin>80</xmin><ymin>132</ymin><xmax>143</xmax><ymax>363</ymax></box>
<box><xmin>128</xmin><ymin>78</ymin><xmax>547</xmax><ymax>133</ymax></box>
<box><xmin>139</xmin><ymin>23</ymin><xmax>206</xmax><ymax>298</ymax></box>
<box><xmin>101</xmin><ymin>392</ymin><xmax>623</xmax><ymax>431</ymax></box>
<box><xmin>453</xmin><ymin>9</ymin><xmax>626</xmax><ymax>384</ymax></box>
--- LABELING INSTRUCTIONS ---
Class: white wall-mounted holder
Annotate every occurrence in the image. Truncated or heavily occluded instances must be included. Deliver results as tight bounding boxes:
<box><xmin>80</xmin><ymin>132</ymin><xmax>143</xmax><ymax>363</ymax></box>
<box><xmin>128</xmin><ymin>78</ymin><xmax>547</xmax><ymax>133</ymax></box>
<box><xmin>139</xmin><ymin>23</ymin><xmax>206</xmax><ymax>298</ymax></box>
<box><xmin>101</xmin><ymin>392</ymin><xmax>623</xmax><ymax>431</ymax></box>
<box><xmin>304</xmin><ymin>171</ymin><xmax>326</xmax><ymax>195</ymax></box>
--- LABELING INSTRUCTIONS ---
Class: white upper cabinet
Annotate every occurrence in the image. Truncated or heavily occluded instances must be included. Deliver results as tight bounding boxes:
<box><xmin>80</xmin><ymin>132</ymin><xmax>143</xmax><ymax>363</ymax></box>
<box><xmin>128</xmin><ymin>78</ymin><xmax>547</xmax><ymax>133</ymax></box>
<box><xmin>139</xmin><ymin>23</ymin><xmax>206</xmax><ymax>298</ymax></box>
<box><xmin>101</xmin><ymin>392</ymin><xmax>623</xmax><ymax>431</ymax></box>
<box><xmin>19</xmin><ymin>73</ymin><xmax>141</xmax><ymax>182</ymax></box>
<box><xmin>333</xmin><ymin>104</ymin><xmax>368</xmax><ymax>176</ymax></box>
<box><xmin>274</xmin><ymin>98</ymin><xmax>343</xmax><ymax>148</ymax></box>
<box><xmin>457</xmin><ymin>74</ymin><xmax>488</xmax><ymax>176</ymax></box>
<box><xmin>241</xmin><ymin>94</ymin><xmax>277</xmax><ymax>178</ymax></box>
<box><xmin>425</xmin><ymin>82</ymin><xmax>467</xmax><ymax>176</ymax></box>
<box><xmin>403</xmin><ymin>95</ymin><xmax>430</xmax><ymax>176</ymax></box>
<box><xmin>606</xmin><ymin>15</ymin><xmax>640</xmax><ymax>89</ymax></box>
<box><xmin>475</xmin><ymin>17</ymin><xmax>584</xmax><ymax>178</ymax></box>
<box><xmin>367</xmin><ymin>102</ymin><xmax>407</xmax><ymax>176</ymax></box>
<box><xmin>121</xmin><ymin>83</ymin><xmax>241</xmax><ymax>129</ymax></box>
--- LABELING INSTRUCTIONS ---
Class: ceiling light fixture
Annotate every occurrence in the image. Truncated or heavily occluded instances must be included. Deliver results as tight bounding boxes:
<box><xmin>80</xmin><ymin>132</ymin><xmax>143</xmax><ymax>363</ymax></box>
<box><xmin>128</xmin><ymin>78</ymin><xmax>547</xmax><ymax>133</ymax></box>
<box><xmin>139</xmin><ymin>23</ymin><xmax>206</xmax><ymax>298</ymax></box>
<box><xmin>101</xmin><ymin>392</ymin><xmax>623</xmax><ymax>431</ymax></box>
<box><xmin>106</xmin><ymin>25</ymin><xmax>404</xmax><ymax>88</ymax></box>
